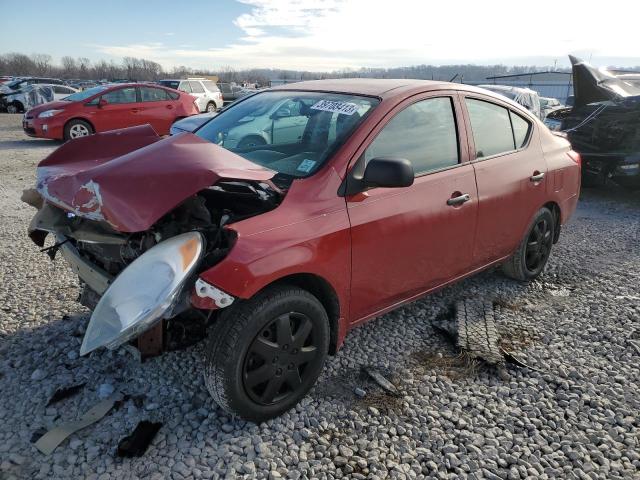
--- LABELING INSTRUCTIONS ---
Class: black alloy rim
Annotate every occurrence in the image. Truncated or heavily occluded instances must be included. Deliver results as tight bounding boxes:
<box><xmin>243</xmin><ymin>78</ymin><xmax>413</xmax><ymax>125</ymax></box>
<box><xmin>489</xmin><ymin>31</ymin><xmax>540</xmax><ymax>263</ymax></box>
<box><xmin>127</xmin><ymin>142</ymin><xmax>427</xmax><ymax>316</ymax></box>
<box><xmin>243</xmin><ymin>312</ymin><xmax>318</xmax><ymax>405</ymax></box>
<box><xmin>525</xmin><ymin>218</ymin><xmax>552</xmax><ymax>272</ymax></box>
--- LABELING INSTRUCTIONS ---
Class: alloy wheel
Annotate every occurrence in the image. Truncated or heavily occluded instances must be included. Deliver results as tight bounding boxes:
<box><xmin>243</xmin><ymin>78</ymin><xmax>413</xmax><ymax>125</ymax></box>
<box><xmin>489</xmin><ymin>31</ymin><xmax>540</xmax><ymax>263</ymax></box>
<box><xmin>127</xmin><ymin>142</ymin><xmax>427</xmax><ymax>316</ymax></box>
<box><xmin>243</xmin><ymin>312</ymin><xmax>319</xmax><ymax>405</ymax></box>
<box><xmin>69</xmin><ymin>124</ymin><xmax>90</xmax><ymax>138</ymax></box>
<box><xmin>525</xmin><ymin>218</ymin><xmax>552</xmax><ymax>272</ymax></box>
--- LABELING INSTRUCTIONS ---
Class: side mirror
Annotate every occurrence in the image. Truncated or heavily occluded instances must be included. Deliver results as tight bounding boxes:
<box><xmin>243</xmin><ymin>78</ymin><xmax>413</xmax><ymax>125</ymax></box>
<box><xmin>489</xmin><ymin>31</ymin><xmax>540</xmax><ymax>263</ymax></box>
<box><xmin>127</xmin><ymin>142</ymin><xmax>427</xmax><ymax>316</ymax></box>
<box><xmin>363</xmin><ymin>157</ymin><xmax>414</xmax><ymax>189</ymax></box>
<box><xmin>98</xmin><ymin>98</ymin><xmax>108</xmax><ymax>108</ymax></box>
<box><xmin>342</xmin><ymin>157</ymin><xmax>414</xmax><ymax>195</ymax></box>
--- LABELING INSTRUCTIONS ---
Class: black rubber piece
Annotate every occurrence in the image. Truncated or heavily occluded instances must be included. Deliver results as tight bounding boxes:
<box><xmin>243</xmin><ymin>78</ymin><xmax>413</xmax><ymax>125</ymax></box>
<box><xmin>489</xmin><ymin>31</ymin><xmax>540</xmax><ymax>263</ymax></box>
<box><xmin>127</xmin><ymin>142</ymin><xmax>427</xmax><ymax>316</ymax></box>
<box><xmin>117</xmin><ymin>421</ymin><xmax>163</xmax><ymax>458</ymax></box>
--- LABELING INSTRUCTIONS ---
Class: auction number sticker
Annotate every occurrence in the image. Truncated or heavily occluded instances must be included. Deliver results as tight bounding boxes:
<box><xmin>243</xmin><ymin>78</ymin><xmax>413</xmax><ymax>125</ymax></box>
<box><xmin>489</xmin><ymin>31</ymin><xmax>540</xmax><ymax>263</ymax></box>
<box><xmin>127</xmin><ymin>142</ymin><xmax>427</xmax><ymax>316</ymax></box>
<box><xmin>311</xmin><ymin>100</ymin><xmax>359</xmax><ymax>115</ymax></box>
<box><xmin>297</xmin><ymin>159</ymin><xmax>317</xmax><ymax>173</ymax></box>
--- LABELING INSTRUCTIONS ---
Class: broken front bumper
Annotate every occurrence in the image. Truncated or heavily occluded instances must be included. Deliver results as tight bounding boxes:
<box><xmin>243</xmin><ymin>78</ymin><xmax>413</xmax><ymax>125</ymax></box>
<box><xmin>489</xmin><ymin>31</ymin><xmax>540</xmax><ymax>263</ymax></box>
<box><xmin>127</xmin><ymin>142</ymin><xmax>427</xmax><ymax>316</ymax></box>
<box><xmin>58</xmin><ymin>234</ymin><xmax>113</xmax><ymax>295</ymax></box>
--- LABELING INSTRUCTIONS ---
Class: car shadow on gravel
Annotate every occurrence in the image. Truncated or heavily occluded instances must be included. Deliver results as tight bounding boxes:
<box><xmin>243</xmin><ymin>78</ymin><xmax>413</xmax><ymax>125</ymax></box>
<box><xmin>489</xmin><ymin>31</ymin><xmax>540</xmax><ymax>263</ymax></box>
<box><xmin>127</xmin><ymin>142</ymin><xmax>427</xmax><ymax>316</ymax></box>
<box><xmin>0</xmin><ymin>139</ymin><xmax>61</xmax><ymax>150</ymax></box>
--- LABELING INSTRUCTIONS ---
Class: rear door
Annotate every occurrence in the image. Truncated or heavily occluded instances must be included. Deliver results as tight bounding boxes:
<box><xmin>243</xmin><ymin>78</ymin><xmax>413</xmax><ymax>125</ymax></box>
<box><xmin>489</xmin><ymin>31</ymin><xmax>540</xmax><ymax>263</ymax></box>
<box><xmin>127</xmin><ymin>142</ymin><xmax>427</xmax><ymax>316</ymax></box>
<box><xmin>137</xmin><ymin>86</ymin><xmax>178</xmax><ymax>134</ymax></box>
<box><xmin>460</xmin><ymin>95</ymin><xmax>547</xmax><ymax>266</ymax></box>
<box><xmin>92</xmin><ymin>86</ymin><xmax>139</xmax><ymax>132</ymax></box>
<box><xmin>347</xmin><ymin>93</ymin><xmax>478</xmax><ymax>321</ymax></box>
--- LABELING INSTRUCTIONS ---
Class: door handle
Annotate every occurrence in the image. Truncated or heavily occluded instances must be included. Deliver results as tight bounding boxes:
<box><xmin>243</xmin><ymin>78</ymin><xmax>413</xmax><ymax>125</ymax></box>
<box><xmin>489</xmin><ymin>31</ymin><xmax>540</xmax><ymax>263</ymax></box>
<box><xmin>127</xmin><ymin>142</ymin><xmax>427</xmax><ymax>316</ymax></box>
<box><xmin>131</xmin><ymin>108</ymin><xmax>141</xmax><ymax>113</ymax></box>
<box><xmin>447</xmin><ymin>193</ymin><xmax>471</xmax><ymax>206</ymax></box>
<box><xmin>530</xmin><ymin>172</ymin><xmax>545</xmax><ymax>182</ymax></box>
<box><xmin>166</xmin><ymin>104</ymin><xmax>174</xmax><ymax>109</ymax></box>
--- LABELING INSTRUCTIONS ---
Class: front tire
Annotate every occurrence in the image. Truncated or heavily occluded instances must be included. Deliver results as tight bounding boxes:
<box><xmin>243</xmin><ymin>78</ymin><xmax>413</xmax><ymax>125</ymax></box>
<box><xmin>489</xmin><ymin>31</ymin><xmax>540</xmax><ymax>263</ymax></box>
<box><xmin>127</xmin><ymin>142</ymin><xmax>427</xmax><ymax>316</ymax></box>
<box><xmin>64</xmin><ymin>119</ymin><xmax>93</xmax><ymax>141</ymax></box>
<box><xmin>206</xmin><ymin>102</ymin><xmax>217</xmax><ymax>113</ymax></box>
<box><xmin>502</xmin><ymin>207</ymin><xmax>555</xmax><ymax>281</ymax></box>
<box><xmin>204</xmin><ymin>285</ymin><xmax>329</xmax><ymax>422</ymax></box>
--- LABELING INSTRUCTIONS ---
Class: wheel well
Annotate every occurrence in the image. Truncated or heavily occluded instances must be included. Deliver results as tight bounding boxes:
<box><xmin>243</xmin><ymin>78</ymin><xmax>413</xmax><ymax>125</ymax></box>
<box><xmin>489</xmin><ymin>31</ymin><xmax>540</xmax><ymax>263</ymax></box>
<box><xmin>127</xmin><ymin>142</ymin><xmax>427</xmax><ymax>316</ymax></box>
<box><xmin>268</xmin><ymin>273</ymin><xmax>340</xmax><ymax>355</ymax></box>
<box><xmin>544</xmin><ymin>201</ymin><xmax>561</xmax><ymax>243</ymax></box>
<box><xmin>64</xmin><ymin>117</ymin><xmax>95</xmax><ymax>133</ymax></box>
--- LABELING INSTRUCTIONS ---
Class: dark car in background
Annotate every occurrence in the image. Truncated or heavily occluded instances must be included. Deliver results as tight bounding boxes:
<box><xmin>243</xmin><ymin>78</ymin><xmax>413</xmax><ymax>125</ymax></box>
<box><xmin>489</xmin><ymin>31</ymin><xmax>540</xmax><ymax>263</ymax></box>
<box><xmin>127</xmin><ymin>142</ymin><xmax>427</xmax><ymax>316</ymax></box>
<box><xmin>546</xmin><ymin>56</ymin><xmax>640</xmax><ymax>188</ymax></box>
<box><xmin>23</xmin><ymin>83</ymin><xmax>199</xmax><ymax>140</ymax></box>
<box><xmin>218</xmin><ymin>82</ymin><xmax>254</xmax><ymax>105</ymax></box>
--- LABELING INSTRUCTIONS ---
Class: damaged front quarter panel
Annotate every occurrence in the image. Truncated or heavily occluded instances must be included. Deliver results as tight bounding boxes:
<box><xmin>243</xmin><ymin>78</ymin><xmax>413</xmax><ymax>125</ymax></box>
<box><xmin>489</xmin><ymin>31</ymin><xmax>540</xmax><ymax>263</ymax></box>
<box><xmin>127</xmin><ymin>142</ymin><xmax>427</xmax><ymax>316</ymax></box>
<box><xmin>26</xmin><ymin>126</ymin><xmax>287</xmax><ymax>356</ymax></box>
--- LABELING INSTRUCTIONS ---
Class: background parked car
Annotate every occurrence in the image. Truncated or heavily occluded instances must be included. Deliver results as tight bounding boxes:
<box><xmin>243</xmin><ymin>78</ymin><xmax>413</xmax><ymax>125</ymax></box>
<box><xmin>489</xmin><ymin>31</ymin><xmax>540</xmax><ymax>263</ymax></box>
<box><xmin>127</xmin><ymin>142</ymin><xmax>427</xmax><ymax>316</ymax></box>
<box><xmin>539</xmin><ymin>96</ymin><xmax>564</xmax><ymax>119</ymax></box>
<box><xmin>22</xmin><ymin>83</ymin><xmax>198</xmax><ymax>140</ymax></box>
<box><xmin>158</xmin><ymin>78</ymin><xmax>223</xmax><ymax>112</ymax></box>
<box><xmin>218</xmin><ymin>82</ymin><xmax>254</xmax><ymax>105</ymax></box>
<box><xmin>170</xmin><ymin>111</ymin><xmax>217</xmax><ymax>135</ymax></box>
<box><xmin>2</xmin><ymin>84</ymin><xmax>77</xmax><ymax>113</ymax></box>
<box><xmin>478</xmin><ymin>84</ymin><xmax>542</xmax><ymax>119</ymax></box>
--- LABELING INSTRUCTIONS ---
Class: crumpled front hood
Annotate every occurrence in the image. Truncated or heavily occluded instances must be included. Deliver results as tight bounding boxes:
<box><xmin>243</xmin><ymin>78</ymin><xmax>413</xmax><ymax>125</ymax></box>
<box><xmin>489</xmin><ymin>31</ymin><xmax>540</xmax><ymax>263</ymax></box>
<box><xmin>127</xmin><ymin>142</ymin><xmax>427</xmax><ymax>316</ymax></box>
<box><xmin>36</xmin><ymin>125</ymin><xmax>276</xmax><ymax>232</ymax></box>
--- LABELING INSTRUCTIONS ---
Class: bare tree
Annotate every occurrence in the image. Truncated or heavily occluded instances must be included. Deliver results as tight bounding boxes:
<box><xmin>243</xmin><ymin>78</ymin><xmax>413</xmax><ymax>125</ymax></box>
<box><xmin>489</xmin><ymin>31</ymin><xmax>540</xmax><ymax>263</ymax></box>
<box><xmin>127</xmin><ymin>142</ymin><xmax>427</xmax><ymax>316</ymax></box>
<box><xmin>31</xmin><ymin>54</ymin><xmax>52</xmax><ymax>76</ymax></box>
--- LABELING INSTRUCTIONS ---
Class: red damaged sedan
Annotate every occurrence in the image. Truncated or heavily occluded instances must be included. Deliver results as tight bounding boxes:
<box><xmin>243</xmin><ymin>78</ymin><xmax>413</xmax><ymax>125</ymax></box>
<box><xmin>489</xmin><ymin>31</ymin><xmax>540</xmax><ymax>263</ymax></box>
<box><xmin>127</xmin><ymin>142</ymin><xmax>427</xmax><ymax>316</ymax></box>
<box><xmin>26</xmin><ymin>80</ymin><xmax>580</xmax><ymax>421</ymax></box>
<box><xmin>23</xmin><ymin>83</ymin><xmax>198</xmax><ymax>141</ymax></box>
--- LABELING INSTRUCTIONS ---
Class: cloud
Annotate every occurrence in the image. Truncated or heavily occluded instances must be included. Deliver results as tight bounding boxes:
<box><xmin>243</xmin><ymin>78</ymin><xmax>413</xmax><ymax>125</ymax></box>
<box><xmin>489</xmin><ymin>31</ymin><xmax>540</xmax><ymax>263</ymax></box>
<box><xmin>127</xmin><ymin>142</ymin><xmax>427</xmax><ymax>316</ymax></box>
<box><xmin>93</xmin><ymin>0</ymin><xmax>640</xmax><ymax>71</ymax></box>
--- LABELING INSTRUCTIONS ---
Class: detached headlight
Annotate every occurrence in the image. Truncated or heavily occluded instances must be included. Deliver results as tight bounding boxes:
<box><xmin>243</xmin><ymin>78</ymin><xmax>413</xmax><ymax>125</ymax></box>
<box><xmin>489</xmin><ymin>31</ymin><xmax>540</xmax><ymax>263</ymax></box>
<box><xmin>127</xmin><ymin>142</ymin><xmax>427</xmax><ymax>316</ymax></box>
<box><xmin>38</xmin><ymin>109</ymin><xmax>63</xmax><ymax>118</ymax></box>
<box><xmin>80</xmin><ymin>231</ymin><xmax>203</xmax><ymax>355</ymax></box>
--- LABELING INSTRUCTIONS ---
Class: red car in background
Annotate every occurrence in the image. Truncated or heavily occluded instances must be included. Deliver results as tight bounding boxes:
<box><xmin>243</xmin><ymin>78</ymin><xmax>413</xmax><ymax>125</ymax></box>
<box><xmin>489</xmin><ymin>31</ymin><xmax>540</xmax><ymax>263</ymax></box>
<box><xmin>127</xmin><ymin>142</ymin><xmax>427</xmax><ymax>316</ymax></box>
<box><xmin>23</xmin><ymin>83</ymin><xmax>198</xmax><ymax>140</ymax></box>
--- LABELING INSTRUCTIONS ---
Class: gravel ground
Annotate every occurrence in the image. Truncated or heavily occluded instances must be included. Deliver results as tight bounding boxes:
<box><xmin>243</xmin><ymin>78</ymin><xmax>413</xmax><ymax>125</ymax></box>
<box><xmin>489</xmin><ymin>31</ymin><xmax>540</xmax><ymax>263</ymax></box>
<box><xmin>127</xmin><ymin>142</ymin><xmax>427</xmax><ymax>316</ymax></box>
<box><xmin>0</xmin><ymin>113</ymin><xmax>638</xmax><ymax>479</ymax></box>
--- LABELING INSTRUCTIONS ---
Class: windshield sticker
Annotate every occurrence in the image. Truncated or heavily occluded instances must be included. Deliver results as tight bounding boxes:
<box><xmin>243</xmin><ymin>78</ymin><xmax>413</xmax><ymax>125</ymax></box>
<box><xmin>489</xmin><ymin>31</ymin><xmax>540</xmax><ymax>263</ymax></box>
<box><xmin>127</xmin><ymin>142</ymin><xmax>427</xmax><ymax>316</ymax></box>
<box><xmin>297</xmin><ymin>159</ymin><xmax>316</xmax><ymax>173</ymax></box>
<box><xmin>310</xmin><ymin>100</ymin><xmax>359</xmax><ymax>116</ymax></box>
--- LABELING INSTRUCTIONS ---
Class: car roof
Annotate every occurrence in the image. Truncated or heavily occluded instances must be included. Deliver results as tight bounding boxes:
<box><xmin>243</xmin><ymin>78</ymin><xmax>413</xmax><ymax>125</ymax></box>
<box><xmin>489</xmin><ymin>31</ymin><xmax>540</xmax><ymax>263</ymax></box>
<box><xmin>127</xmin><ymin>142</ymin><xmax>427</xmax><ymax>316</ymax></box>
<box><xmin>270</xmin><ymin>78</ymin><xmax>526</xmax><ymax>102</ymax></box>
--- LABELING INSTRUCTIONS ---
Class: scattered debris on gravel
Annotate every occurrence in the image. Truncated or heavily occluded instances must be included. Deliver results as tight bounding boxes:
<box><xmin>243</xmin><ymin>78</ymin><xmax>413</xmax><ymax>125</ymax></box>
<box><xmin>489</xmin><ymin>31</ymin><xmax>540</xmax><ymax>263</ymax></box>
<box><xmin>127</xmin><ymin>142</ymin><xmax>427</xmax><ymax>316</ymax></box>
<box><xmin>1</xmin><ymin>114</ymin><xmax>639</xmax><ymax>478</ymax></box>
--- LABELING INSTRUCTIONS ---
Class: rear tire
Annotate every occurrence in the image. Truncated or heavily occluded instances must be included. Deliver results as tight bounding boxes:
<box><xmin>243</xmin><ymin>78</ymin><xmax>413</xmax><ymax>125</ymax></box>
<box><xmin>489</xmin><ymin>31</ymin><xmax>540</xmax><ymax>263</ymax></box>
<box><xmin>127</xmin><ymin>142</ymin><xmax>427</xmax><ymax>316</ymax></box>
<box><xmin>237</xmin><ymin>135</ymin><xmax>267</xmax><ymax>149</ymax></box>
<box><xmin>64</xmin><ymin>119</ymin><xmax>93</xmax><ymax>141</ymax></box>
<box><xmin>502</xmin><ymin>207</ymin><xmax>555</xmax><ymax>282</ymax></box>
<box><xmin>204</xmin><ymin>284</ymin><xmax>329</xmax><ymax>422</ymax></box>
<box><xmin>206</xmin><ymin>102</ymin><xmax>217</xmax><ymax>113</ymax></box>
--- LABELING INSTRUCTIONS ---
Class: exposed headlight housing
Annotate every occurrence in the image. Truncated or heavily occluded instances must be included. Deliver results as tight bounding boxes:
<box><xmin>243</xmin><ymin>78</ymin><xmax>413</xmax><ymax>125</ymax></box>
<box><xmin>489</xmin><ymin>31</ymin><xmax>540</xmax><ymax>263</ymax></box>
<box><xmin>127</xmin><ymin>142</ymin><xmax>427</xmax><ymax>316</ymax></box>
<box><xmin>80</xmin><ymin>231</ymin><xmax>203</xmax><ymax>355</ymax></box>
<box><xmin>38</xmin><ymin>109</ymin><xmax>63</xmax><ymax>118</ymax></box>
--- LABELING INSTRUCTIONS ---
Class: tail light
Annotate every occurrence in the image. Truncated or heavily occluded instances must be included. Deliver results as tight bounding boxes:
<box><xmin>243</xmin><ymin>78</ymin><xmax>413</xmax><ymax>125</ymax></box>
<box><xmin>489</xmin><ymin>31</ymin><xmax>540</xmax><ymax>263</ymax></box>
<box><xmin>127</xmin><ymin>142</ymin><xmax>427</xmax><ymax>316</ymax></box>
<box><xmin>567</xmin><ymin>150</ymin><xmax>581</xmax><ymax>167</ymax></box>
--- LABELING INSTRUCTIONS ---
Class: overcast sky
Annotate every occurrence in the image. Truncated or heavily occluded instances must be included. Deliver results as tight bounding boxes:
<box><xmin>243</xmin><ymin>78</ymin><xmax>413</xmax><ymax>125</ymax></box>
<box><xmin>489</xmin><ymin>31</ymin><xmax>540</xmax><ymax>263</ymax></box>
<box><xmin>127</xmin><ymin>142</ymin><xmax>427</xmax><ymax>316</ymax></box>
<box><xmin>2</xmin><ymin>0</ymin><xmax>640</xmax><ymax>71</ymax></box>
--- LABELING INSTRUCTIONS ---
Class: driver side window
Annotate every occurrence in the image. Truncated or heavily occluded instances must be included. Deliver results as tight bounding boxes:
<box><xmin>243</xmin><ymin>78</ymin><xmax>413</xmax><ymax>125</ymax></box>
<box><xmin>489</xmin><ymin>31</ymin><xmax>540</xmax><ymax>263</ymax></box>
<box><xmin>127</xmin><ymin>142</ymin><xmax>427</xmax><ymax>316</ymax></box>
<box><xmin>365</xmin><ymin>97</ymin><xmax>459</xmax><ymax>176</ymax></box>
<box><xmin>101</xmin><ymin>87</ymin><xmax>137</xmax><ymax>104</ymax></box>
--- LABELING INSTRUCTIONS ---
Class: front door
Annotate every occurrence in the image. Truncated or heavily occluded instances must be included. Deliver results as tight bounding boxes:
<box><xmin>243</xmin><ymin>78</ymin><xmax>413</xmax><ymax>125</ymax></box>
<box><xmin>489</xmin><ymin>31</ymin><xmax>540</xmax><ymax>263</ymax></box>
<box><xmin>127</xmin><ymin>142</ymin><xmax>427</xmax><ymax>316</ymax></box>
<box><xmin>347</xmin><ymin>94</ymin><xmax>478</xmax><ymax>322</ymax></box>
<box><xmin>92</xmin><ymin>86</ymin><xmax>139</xmax><ymax>132</ymax></box>
<box><xmin>460</xmin><ymin>96</ymin><xmax>548</xmax><ymax>266</ymax></box>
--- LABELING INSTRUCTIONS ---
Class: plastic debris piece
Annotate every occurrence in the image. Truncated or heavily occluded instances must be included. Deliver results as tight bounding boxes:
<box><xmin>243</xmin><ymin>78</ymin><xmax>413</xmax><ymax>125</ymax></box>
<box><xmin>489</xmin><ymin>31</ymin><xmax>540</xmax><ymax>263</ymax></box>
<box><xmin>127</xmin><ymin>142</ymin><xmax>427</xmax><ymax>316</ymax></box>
<box><xmin>354</xmin><ymin>387</ymin><xmax>367</xmax><ymax>398</ymax></box>
<box><xmin>363</xmin><ymin>367</ymin><xmax>401</xmax><ymax>396</ymax></box>
<box><xmin>46</xmin><ymin>383</ymin><xmax>86</xmax><ymax>407</ymax></box>
<box><xmin>117</xmin><ymin>421</ymin><xmax>163</xmax><ymax>457</ymax></box>
<box><xmin>35</xmin><ymin>393</ymin><xmax>122</xmax><ymax>455</ymax></box>
<box><xmin>501</xmin><ymin>348</ymin><xmax>545</xmax><ymax>373</ymax></box>
<box><xmin>30</xmin><ymin>427</ymin><xmax>48</xmax><ymax>444</ymax></box>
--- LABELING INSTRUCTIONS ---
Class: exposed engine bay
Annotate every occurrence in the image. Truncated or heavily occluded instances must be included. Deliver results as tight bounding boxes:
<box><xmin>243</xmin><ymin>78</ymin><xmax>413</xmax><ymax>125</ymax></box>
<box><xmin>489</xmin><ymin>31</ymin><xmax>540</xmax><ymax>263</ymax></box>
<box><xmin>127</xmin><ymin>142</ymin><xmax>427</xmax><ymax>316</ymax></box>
<box><xmin>26</xmin><ymin>178</ymin><xmax>283</xmax><ymax>355</ymax></box>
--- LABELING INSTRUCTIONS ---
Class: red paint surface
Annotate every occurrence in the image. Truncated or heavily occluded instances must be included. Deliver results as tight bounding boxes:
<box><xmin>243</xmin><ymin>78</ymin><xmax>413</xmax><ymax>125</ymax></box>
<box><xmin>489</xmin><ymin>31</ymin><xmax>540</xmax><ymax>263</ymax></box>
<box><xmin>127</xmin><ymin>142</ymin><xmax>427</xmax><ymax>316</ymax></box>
<box><xmin>39</xmin><ymin>79</ymin><xmax>580</xmax><ymax>352</ymax></box>
<box><xmin>37</xmin><ymin>129</ymin><xmax>275</xmax><ymax>232</ymax></box>
<box><xmin>23</xmin><ymin>83</ymin><xmax>198</xmax><ymax>140</ymax></box>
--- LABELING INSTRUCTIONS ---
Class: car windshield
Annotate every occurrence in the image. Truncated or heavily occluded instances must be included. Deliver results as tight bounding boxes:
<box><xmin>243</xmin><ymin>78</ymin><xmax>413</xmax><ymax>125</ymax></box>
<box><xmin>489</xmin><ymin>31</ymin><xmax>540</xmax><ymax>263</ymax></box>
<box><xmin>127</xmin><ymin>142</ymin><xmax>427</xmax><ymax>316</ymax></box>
<box><xmin>195</xmin><ymin>90</ymin><xmax>378</xmax><ymax>179</ymax></box>
<box><xmin>62</xmin><ymin>85</ymin><xmax>109</xmax><ymax>102</ymax></box>
<box><xmin>159</xmin><ymin>80</ymin><xmax>180</xmax><ymax>89</ymax></box>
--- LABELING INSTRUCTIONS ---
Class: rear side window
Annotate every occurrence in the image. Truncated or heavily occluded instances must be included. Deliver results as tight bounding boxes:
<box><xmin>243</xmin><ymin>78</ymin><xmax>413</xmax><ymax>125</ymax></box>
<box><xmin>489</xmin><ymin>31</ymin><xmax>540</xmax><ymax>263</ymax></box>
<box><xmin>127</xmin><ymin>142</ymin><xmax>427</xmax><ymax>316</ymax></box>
<box><xmin>179</xmin><ymin>82</ymin><xmax>192</xmax><ymax>93</ymax></box>
<box><xmin>167</xmin><ymin>90</ymin><xmax>179</xmax><ymax>100</ymax></box>
<box><xmin>465</xmin><ymin>98</ymin><xmax>515</xmax><ymax>158</ymax></box>
<box><xmin>102</xmin><ymin>87</ymin><xmax>137</xmax><ymax>104</ymax></box>
<box><xmin>140</xmin><ymin>87</ymin><xmax>169</xmax><ymax>102</ymax></box>
<box><xmin>510</xmin><ymin>111</ymin><xmax>531</xmax><ymax>148</ymax></box>
<box><xmin>201</xmin><ymin>80</ymin><xmax>219</xmax><ymax>92</ymax></box>
<box><xmin>190</xmin><ymin>81</ymin><xmax>205</xmax><ymax>93</ymax></box>
<box><xmin>365</xmin><ymin>97</ymin><xmax>459</xmax><ymax>175</ymax></box>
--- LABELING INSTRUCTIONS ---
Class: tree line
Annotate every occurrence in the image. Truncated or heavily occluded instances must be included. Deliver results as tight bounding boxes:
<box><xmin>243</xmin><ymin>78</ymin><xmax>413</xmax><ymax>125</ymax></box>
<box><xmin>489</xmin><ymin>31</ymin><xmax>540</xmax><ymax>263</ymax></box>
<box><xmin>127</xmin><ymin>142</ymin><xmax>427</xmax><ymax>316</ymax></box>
<box><xmin>0</xmin><ymin>51</ymin><xmax>585</xmax><ymax>85</ymax></box>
